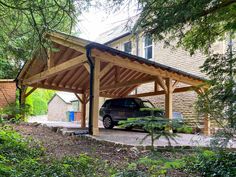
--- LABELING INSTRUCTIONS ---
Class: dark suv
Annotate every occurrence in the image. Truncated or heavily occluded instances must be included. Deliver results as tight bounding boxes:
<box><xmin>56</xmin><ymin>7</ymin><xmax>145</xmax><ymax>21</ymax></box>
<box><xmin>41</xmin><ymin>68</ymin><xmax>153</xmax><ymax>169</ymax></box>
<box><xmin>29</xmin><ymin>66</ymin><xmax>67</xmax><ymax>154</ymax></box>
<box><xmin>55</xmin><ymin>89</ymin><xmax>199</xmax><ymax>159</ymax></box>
<box><xmin>99</xmin><ymin>98</ymin><xmax>165</xmax><ymax>129</ymax></box>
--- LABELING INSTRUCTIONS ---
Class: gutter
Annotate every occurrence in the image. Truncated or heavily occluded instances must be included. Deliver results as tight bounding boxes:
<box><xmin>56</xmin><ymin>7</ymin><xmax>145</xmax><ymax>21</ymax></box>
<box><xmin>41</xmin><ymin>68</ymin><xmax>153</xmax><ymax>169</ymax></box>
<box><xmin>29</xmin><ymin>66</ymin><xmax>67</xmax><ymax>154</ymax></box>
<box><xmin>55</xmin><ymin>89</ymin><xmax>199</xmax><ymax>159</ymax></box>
<box><xmin>86</xmin><ymin>46</ymin><xmax>94</xmax><ymax>135</ymax></box>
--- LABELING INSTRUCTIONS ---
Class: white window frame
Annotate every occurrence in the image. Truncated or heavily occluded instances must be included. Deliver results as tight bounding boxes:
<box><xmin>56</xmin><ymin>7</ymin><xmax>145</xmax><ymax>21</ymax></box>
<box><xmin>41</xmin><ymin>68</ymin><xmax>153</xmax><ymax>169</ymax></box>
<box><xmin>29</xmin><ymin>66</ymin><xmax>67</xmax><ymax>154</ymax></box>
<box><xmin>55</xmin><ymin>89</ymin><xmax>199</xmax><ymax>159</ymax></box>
<box><xmin>143</xmin><ymin>35</ymin><xmax>154</xmax><ymax>60</ymax></box>
<box><xmin>123</xmin><ymin>41</ymin><xmax>132</xmax><ymax>54</ymax></box>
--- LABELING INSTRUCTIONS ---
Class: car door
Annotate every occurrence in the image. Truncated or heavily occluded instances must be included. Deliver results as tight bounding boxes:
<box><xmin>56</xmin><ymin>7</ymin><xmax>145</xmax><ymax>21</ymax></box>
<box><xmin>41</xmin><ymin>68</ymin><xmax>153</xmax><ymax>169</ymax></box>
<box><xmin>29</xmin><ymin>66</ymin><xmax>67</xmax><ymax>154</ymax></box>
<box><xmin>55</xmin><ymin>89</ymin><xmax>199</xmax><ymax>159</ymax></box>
<box><xmin>109</xmin><ymin>99</ymin><xmax>126</xmax><ymax>121</ymax></box>
<box><xmin>124</xmin><ymin>99</ymin><xmax>139</xmax><ymax>119</ymax></box>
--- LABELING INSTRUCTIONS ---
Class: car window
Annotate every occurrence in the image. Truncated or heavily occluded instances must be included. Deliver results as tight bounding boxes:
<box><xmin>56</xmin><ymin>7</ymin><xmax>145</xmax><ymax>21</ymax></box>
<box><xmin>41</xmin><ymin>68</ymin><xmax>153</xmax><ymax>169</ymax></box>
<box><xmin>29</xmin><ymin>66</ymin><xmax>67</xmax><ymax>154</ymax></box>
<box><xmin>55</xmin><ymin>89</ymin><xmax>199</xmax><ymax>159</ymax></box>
<box><xmin>124</xmin><ymin>99</ymin><xmax>138</xmax><ymax>108</ymax></box>
<box><xmin>110</xmin><ymin>99</ymin><xmax>125</xmax><ymax>108</ymax></box>
<box><xmin>102</xmin><ymin>100</ymin><xmax>111</xmax><ymax>108</ymax></box>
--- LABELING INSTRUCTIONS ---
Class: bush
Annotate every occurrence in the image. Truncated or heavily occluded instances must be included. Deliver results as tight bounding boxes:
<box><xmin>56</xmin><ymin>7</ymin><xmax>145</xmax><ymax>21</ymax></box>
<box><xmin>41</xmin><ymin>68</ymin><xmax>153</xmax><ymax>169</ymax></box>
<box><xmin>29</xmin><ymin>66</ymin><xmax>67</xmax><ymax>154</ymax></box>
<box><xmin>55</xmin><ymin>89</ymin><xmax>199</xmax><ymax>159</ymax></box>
<box><xmin>0</xmin><ymin>126</ymin><xmax>106</xmax><ymax>177</ymax></box>
<box><xmin>119</xmin><ymin>117</ymin><xmax>180</xmax><ymax>149</ymax></box>
<box><xmin>184</xmin><ymin>150</ymin><xmax>236</xmax><ymax>177</ymax></box>
<box><xmin>176</xmin><ymin>125</ymin><xmax>193</xmax><ymax>134</ymax></box>
<box><xmin>0</xmin><ymin>103</ymin><xmax>30</xmax><ymax>123</ymax></box>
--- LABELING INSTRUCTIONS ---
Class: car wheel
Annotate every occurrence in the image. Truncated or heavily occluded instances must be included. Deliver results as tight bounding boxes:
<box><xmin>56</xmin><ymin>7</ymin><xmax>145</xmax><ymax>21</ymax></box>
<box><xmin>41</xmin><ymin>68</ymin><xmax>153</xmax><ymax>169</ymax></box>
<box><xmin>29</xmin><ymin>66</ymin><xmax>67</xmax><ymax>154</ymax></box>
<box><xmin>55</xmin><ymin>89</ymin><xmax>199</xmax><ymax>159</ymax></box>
<box><xmin>103</xmin><ymin>116</ymin><xmax>114</xmax><ymax>129</ymax></box>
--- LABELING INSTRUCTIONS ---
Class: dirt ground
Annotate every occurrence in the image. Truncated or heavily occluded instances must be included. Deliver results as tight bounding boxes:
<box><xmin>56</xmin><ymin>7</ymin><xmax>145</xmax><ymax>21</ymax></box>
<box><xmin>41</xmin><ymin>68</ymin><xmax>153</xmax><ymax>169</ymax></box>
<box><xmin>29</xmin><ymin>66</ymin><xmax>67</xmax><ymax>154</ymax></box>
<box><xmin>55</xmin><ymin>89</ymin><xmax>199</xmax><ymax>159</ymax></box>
<box><xmin>11</xmin><ymin>123</ymin><xmax>146</xmax><ymax>168</ymax></box>
<box><xmin>11</xmin><ymin>123</ymin><xmax>190</xmax><ymax>176</ymax></box>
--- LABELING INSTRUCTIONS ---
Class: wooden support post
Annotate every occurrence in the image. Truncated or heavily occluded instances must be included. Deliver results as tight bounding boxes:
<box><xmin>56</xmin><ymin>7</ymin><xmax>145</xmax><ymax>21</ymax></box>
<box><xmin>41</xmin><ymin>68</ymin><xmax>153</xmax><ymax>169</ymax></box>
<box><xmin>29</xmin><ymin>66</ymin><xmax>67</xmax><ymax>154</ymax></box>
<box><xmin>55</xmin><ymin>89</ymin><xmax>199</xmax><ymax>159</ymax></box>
<box><xmin>19</xmin><ymin>86</ymin><xmax>27</xmax><ymax>119</ymax></box>
<box><xmin>74</xmin><ymin>93</ymin><xmax>87</xmax><ymax>128</ymax></box>
<box><xmin>92</xmin><ymin>58</ymin><xmax>100</xmax><ymax>135</ymax></box>
<box><xmin>165</xmin><ymin>78</ymin><xmax>173</xmax><ymax>119</ymax></box>
<box><xmin>204</xmin><ymin>114</ymin><xmax>211</xmax><ymax>136</ymax></box>
<box><xmin>81</xmin><ymin>93</ymin><xmax>86</xmax><ymax>128</ymax></box>
<box><xmin>194</xmin><ymin>88</ymin><xmax>211</xmax><ymax>136</ymax></box>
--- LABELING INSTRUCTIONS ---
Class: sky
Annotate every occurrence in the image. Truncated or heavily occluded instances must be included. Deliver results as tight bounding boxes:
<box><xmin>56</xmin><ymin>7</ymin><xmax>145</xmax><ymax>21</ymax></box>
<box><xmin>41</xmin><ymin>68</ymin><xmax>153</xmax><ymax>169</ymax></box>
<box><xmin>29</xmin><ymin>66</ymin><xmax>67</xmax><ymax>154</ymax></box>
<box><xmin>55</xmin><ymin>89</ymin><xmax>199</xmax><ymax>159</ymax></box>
<box><xmin>77</xmin><ymin>1</ymin><xmax>138</xmax><ymax>41</ymax></box>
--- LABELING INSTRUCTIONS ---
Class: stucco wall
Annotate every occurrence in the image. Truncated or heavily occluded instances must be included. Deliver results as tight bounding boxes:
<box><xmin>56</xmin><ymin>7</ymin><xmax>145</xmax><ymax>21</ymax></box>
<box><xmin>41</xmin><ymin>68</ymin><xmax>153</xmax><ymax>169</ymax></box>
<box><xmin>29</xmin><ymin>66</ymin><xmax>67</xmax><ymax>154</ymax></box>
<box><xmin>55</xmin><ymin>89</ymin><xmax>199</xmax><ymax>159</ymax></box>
<box><xmin>48</xmin><ymin>95</ymin><xmax>72</xmax><ymax>121</ymax></box>
<box><xmin>0</xmin><ymin>81</ymin><xmax>16</xmax><ymax>108</ymax></box>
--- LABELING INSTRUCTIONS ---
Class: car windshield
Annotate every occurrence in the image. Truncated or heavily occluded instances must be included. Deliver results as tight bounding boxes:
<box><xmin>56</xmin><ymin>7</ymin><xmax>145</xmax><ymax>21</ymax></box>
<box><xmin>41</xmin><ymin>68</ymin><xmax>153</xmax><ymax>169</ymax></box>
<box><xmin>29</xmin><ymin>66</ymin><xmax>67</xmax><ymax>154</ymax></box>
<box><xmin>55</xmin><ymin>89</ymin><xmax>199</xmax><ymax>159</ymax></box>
<box><xmin>141</xmin><ymin>100</ymin><xmax>155</xmax><ymax>108</ymax></box>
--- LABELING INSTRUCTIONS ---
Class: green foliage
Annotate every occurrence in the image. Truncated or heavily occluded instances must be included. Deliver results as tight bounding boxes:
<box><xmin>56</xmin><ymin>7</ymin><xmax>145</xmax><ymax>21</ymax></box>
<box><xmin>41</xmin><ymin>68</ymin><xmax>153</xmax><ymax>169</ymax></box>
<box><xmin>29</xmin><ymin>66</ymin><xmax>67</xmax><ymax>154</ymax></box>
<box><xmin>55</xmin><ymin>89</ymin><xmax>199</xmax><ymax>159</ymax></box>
<box><xmin>119</xmin><ymin>117</ymin><xmax>180</xmax><ymax>149</ymax></box>
<box><xmin>26</xmin><ymin>88</ymin><xmax>55</xmax><ymax>115</ymax></box>
<box><xmin>114</xmin><ymin>151</ymin><xmax>186</xmax><ymax>176</ymax></box>
<box><xmin>176</xmin><ymin>125</ymin><xmax>193</xmax><ymax>134</ymax></box>
<box><xmin>196</xmin><ymin>46</ymin><xmax>236</xmax><ymax>145</ymax></box>
<box><xmin>0</xmin><ymin>59</ymin><xmax>15</xmax><ymax>79</ymax></box>
<box><xmin>0</xmin><ymin>125</ymin><xmax>107</xmax><ymax>177</ymax></box>
<box><xmin>139</xmin><ymin>108</ymin><xmax>163</xmax><ymax>112</ymax></box>
<box><xmin>184</xmin><ymin>150</ymin><xmax>236</xmax><ymax>177</ymax></box>
<box><xmin>0</xmin><ymin>103</ymin><xmax>30</xmax><ymax>123</ymax></box>
<box><xmin>0</xmin><ymin>0</ymin><xmax>90</xmax><ymax>79</ymax></box>
<box><xmin>118</xmin><ymin>0</ymin><xmax>236</xmax><ymax>54</ymax></box>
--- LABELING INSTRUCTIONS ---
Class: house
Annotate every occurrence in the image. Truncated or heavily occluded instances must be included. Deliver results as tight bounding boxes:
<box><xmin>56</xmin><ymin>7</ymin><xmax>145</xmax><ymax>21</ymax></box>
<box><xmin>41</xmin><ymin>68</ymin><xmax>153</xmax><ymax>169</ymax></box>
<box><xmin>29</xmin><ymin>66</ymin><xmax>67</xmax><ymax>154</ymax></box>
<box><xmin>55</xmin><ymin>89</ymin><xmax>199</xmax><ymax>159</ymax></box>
<box><xmin>96</xmin><ymin>22</ymin><xmax>225</xmax><ymax>125</ymax></box>
<box><xmin>0</xmin><ymin>79</ymin><xmax>16</xmax><ymax>108</ymax></box>
<box><xmin>48</xmin><ymin>92</ymin><xmax>80</xmax><ymax>122</ymax></box>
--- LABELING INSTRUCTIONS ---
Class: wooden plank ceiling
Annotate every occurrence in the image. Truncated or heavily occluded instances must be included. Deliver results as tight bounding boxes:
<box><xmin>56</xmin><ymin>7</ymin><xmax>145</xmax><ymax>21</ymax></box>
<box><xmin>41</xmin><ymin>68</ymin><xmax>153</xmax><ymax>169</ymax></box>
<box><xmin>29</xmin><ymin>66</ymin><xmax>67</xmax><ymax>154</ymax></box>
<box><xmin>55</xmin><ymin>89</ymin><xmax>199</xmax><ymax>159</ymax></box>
<box><xmin>17</xmin><ymin>32</ymin><xmax>206</xmax><ymax>98</ymax></box>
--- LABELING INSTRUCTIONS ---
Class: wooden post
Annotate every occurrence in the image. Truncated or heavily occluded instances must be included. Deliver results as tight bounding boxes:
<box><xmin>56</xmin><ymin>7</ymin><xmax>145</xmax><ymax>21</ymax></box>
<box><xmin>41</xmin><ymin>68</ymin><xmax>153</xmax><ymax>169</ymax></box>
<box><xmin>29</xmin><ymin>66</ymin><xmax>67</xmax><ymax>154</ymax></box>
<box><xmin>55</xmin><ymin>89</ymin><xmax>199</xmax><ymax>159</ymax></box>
<box><xmin>204</xmin><ymin>115</ymin><xmax>211</xmax><ymax>136</ymax></box>
<box><xmin>81</xmin><ymin>93</ymin><xmax>86</xmax><ymax>128</ymax></box>
<box><xmin>92</xmin><ymin>58</ymin><xmax>100</xmax><ymax>135</ymax></box>
<box><xmin>165</xmin><ymin>78</ymin><xmax>173</xmax><ymax>119</ymax></box>
<box><xmin>19</xmin><ymin>86</ymin><xmax>27</xmax><ymax>119</ymax></box>
<box><xmin>194</xmin><ymin>88</ymin><xmax>211</xmax><ymax>136</ymax></box>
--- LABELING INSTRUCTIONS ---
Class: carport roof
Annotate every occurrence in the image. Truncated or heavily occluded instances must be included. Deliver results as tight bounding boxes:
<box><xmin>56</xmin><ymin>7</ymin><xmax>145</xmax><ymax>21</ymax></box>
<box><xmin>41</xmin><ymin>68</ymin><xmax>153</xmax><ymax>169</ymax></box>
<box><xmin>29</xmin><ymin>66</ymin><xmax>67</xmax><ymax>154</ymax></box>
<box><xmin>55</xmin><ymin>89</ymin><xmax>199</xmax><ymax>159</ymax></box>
<box><xmin>17</xmin><ymin>31</ymin><xmax>206</xmax><ymax>98</ymax></box>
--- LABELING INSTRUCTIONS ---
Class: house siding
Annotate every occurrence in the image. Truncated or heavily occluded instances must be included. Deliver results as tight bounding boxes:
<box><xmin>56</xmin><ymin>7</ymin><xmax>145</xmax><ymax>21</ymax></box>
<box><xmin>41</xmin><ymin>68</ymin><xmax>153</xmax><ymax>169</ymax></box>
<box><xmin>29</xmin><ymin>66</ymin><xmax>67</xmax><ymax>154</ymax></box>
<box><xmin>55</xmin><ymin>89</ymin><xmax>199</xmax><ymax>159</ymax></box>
<box><xmin>48</xmin><ymin>95</ymin><xmax>72</xmax><ymax>121</ymax></box>
<box><xmin>0</xmin><ymin>81</ymin><xmax>16</xmax><ymax>108</ymax></box>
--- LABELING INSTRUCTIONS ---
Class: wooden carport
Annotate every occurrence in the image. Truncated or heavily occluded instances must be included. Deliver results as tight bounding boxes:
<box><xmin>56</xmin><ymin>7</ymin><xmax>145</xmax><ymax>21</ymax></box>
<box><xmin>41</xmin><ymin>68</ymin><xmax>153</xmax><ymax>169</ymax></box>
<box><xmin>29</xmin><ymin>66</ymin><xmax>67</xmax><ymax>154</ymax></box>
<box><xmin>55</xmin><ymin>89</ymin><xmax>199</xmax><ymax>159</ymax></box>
<box><xmin>17</xmin><ymin>32</ymin><xmax>209</xmax><ymax>136</ymax></box>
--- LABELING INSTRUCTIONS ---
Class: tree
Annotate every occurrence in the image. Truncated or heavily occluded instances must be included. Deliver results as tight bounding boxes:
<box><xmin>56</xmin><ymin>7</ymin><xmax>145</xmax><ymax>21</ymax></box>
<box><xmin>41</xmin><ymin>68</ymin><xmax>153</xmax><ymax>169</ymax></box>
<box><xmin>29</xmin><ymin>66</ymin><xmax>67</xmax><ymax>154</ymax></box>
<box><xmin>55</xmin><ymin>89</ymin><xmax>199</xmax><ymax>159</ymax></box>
<box><xmin>110</xmin><ymin>0</ymin><xmax>236</xmax><ymax>142</ymax></box>
<box><xmin>196</xmin><ymin>41</ymin><xmax>236</xmax><ymax>146</ymax></box>
<box><xmin>0</xmin><ymin>0</ymin><xmax>91</xmax><ymax>78</ymax></box>
<box><xmin>111</xmin><ymin>0</ymin><xmax>236</xmax><ymax>54</ymax></box>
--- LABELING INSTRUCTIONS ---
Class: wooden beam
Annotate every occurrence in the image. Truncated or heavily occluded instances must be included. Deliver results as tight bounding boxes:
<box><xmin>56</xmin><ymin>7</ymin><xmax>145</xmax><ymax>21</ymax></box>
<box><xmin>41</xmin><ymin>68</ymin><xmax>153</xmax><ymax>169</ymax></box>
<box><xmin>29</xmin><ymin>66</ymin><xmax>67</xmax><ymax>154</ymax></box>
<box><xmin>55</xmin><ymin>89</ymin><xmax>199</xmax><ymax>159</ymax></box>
<box><xmin>30</xmin><ymin>83</ymin><xmax>83</xmax><ymax>93</ymax></box>
<box><xmin>48</xmin><ymin>32</ymin><xmax>89</xmax><ymax>47</ymax></box>
<box><xmin>165</xmin><ymin>78</ymin><xmax>173</xmax><ymax>119</ymax></box>
<box><xmin>74</xmin><ymin>93</ymin><xmax>83</xmax><ymax>103</ymax></box>
<box><xmin>156</xmin><ymin>76</ymin><xmax>167</xmax><ymax>93</ymax></box>
<box><xmin>80</xmin><ymin>93</ymin><xmax>86</xmax><ymax>128</ymax></box>
<box><xmin>204</xmin><ymin>114</ymin><xmax>211</xmax><ymax>136</ymax></box>
<box><xmin>128</xmin><ymin>86</ymin><xmax>193</xmax><ymax>97</ymax></box>
<box><xmin>83</xmin><ymin>63</ymin><xmax>90</xmax><ymax>73</ymax></box>
<box><xmin>25</xmin><ymin>87</ymin><xmax>37</xmax><ymax>98</ymax></box>
<box><xmin>47</xmin><ymin>49</ymin><xmax>52</xmax><ymax>69</ymax></box>
<box><xmin>101</xmin><ymin>76</ymin><xmax>156</xmax><ymax>91</ymax></box>
<box><xmin>154</xmin><ymin>80</ymin><xmax>160</xmax><ymax>92</ymax></box>
<box><xmin>99</xmin><ymin>63</ymin><xmax>113</xmax><ymax>79</ymax></box>
<box><xmin>91</xmin><ymin>49</ymin><xmax>204</xmax><ymax>86</ymax></box>
<box><xmin>23</xmin><ymin>54</ymin><xmax>86</xmax><ymax>85</ymax></box>
<box><xmin>115</xmin><ymin>66</ymin><xmax>120</xmax><ymax>83</ymax></box>
<box><xmin>92</xmin><ymin>58</ymin><xmax>100</xmax><ymax>135</ymax></box>
<box><xmin>172</xmin><ymin>80</ymin><xmax>179</xmax><ymax>91</ymax></box>
<box><xmin>49</xmin><ymin>35</ymin><xmax>86</xmax><ymax>53</ymax></box>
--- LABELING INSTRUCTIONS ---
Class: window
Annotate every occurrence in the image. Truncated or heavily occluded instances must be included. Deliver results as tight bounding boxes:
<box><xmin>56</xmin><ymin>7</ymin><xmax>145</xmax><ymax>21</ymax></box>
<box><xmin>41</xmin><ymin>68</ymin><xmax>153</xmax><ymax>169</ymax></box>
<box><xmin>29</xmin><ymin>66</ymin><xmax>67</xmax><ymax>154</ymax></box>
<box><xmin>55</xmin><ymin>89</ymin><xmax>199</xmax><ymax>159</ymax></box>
<box><xmin>124</xmin><ymin>99</ymin><xmax>138</xmax><ymax>108</ymax></box>
<box><xmin>110</xmin><ymin>99</ymin><xmax>125</xmax><ymax>108</ymax></box>
<box><xmin>143</xmin><ymin>35</ymin><xmax>153</xmax><ymax>59</ymax></box>
<box><xmin>124</xmin><ymin>41</ymin><xmax>132</xmax><ymax>54</ymax></box>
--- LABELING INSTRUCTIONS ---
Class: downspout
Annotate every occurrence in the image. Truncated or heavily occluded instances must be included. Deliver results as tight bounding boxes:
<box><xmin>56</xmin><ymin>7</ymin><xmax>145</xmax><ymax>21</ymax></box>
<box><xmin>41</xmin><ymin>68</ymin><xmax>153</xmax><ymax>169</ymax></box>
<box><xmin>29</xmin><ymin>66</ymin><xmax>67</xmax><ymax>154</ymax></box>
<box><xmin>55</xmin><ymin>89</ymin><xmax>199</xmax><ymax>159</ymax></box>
<box><xmin>86</xmin><ymin>46</ymin><xmax>94</xmax><ymax>135</ymax></box>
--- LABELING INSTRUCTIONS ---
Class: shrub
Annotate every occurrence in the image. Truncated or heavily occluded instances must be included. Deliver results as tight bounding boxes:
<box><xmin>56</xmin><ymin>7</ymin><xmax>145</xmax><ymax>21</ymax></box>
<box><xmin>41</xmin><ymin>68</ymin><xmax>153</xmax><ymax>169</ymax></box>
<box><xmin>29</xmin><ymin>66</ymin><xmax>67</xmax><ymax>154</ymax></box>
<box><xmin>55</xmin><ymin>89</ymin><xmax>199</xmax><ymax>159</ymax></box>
<box><xmin>176</xmin><ymin>125</ymin><xmax>193</xmax><ymax>134</ymax></box>
<box><xmin>0</xmin><ymin>103</ymin><xmax>30</xmax><ymax>123</ymax></box>
<box><xmin>119</xmin><ymin>117</ymin><xmax>180</xmax><ymax>149</ymax></box>
<box><xmin>184</xmin><ymin>150</ymin><xmax>236</xmax><ymax>177</ymax></box>
<box><xmin>0</xmin><ymin>126</ymin><xmax>106</xmax><ymax>177</ymax></box>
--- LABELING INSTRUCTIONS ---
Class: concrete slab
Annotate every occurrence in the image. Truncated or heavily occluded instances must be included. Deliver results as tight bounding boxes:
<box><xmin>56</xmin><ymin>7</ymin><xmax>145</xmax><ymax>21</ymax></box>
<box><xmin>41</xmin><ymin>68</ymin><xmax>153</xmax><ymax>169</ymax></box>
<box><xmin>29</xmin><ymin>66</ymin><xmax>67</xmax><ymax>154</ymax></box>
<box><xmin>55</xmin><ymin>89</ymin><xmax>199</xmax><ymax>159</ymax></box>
<box><xmin>91</xmin><ymin>128</ymin><xmax>236</xmax><ymax>148</ymax></box>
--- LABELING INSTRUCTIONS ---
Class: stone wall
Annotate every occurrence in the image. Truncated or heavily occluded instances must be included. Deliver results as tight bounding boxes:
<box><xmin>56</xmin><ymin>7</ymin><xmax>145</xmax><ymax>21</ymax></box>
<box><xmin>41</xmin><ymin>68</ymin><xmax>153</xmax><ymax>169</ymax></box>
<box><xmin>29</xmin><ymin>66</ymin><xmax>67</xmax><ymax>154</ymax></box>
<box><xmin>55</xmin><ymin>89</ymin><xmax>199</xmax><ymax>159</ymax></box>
<box><xmin>106</xmin><ymin>34</ymin><xmax>208</xmax><ymax>125</ymax></box>
<box><xmin>137</xmin><ymin>82</ymin><xmax>204</xmax><ymax>125</ymax></box>
<box><xmin>0</xmin><ymin>80</ymin><xmax>16</xmax><ymax>108</ymax></box>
